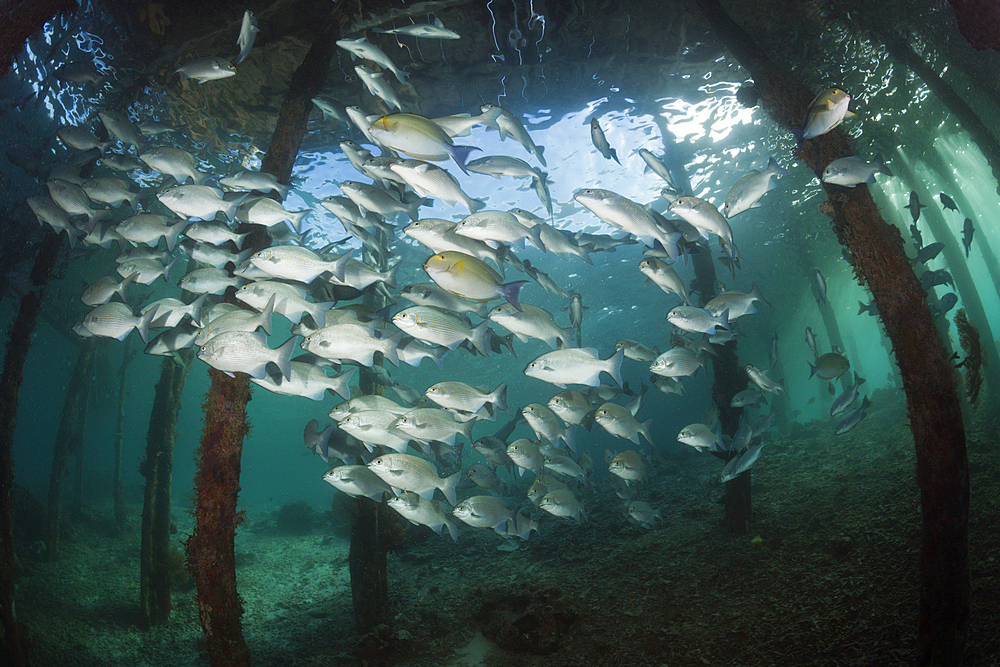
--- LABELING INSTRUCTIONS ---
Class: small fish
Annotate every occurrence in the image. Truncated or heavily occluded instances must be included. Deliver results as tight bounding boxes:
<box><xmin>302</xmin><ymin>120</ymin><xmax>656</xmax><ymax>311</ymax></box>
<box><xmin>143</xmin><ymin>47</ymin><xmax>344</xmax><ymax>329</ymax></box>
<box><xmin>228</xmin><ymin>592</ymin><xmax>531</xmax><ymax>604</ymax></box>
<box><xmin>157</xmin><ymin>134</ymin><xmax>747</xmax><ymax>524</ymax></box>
<box><xmin>369</xmin><ymin>114</ymin><xmax>478</xmax><ymax>174</ymax></box>
<box><xmin>811</xmin><ymin>269</ymin><xmax>827</xmax><ymax>306</ymax></box>
<box><xmin>939</xmin><ymin>193</ymin><xmax>958</xmax><ymax>212</ymax></box>
<box><xmin>746</xmin><ymin>365</ymin><xmax>784</xmax><ymax>395</ymax></box>
<box><xmin>910</xmin><ymin>223</ymin><xmax>924</xmax><ymax>251</ymax></box>
<box><xmin>590</xmin><ymin>119</ymin><xmax>619</xmax><ymax>164</ymax></box>
<box><xmin>608</xmin><ymin>449</ymin><xmax>647</xmax><ymax>485</ymax></box>
<box><xmin>724</xmin><ymin>156</ymin><xmax>789</xmax><ymax>218</ymax></box>
<box><xmin>81</xmin><ymin>302</ymin><xmax>156</xmax><ymax>342</ymax></box>
<box><xmin>389</xmin><ymin>492</ymin><xmax>459</xmax><ymax>542</ymax></box>
<box><xmin>174</xmin><ymin>57</ymin><xmax>237</xmax><ymax>84</ymax></box>
<box><xmin>821</xmin><ymin>154</ymin><xmax>892</xmax><ymax>187</ymax></box>
<box><xmin>834</xmin><ymin>396</ymin><xmax>872</xmax><ymax>435</ymax></box>
<box><xmin>219</xmin><ymin>169</ymin><xmax>291</xmax><ymax>198</ymax></box>
<box><xmin>389</xmin><ymin>159</ymin><xmax>485</xmax><ymax>214</ymax></box>
<box><xmin>567</xmin><ymin>293</ymin><xmax>585</xmax><ymax>348</ymax></box>
<box><xmin>637</xmin><ymin>149</ymin><xmax>680</xmax><ymax>191</ymax></box>
<box><xmin>677</xmin><ymin>423</ymin><xmax>720</xmax><ymax>452</ymax></box>
<box><xmin>731</xmin><ymin>387</ymin><xmax>766</xmax><ymax>408</ymax></box>
<box><xmin>793</xmin><ymin>88</ymin><xmax>854</xmax><ymax>142</ymax></box>
<box><xmin>624</xmin><ymin>502</ymin><xmax>661</xmax><ymax>530</ymax></box>
<box><xmin>831</xmin><ymin>371</ymin><xmax>866</xmax><ymax>416</ymax></box>
<box><xmin>668</xmin><ymin>196</ymin><xmax>736</xmax><ymax>264</ymax></box>
<box><xmin>249</xmin><ymin>245</ymin><xmax>351</xmax><ymax>284</ymax></box>
<box><xmin>904</xmin><ymin>191</ymin><xmax>925</xmax><ymax>224</ymax></box>
<box><xmin>337</xmin><ymin>36</ymin><xmax>409</xmax><ymax>84</ymax></box>
<box><xmin>197</xmin><ymin>331</ymin><xmax>295</xmax><ymax>380</ymax></box>
<box><xmin>452</xmin><ymin>495</ymin><xmax>518</xmax><ymax>533</ymax></box>
<box><xmin>368</xmin><ymin>453</ymin><xmax>461</xmax><ymax>505</ymax></box>
<box><xmin>649</xmin><ymin>346</ymin><xmax>703</xmax><ymax>378</ymax></box>
<box><xmin>720</xmin><ymin>442</ymin><xmax>765</xmax><ymax>483</ymax></box>
<box><xmin>638</xmin><ymin>258</ymin><xmax>689</xmax><ymax>305</ymax></box>
<box><xmin>507</xmin><ymin>438</ymin><xmax>544</xmax><ymax>476</ymax></box>
<box><xmin>423</xmin><ymin>251</ymin><xmax>527</xmax><ymax>311</ymax></box>
<box><xmin>481</xmin><ymin>104</ymin><xmax>546</xmax><ymax>166</ymax></box>
<box><xmin>547</xmin><ymin>390</ymin><xmax>596</xmax><ymax>430</ymax></box>
<box><xmin>920</xmin><ymin>269</ymin><xmax>955</xmax><ymax>291</ymax></box>
<box><xmin>235</xmin><ymin>10</ymin><xmax>259</xmax><ymax>65</ymax></box>
<box><xmin>615</xmin><ymin>339</ymin><xmax>659</xmax><ymax>363</ymax></box>
<box><xmin>594</xmin><ymin>402</ymin><xmax>652</xmax><ymax>446</ymax></box>
<box><xmin>489</xmin><ymin>303</ymin><xmax>571</xmax><ymax>350</ymax></box>
<box><xmin>858</xmin><ymin>300</ymin><xmax>878</xmax><ymax>317</ymax></box>
<box><xmin>963</xmin><ymin>218</ymin><xmax>975</xmax><ymax>258</ymax></box>
<box><xmin>354</xmin><ymin>65</ymin><xmax>403</xmax><ymax>111</ymax></box>
<box><xmin>539</xmin><ymin>489</ymin><xmax>585</xmax><ymax>522</ymax></box>
<box><xmin>666</xmin><ymin>306</ymin><xmax>730</xmax><ymax>336</ymax></box>
<box><xmin>524</xmin><ymin>347</ymin><xmax>624</xmax><ymax>388</ymax></box>
<box><xmin>373</xmin><ymin>17</ymin><xmax>461</xmax><ymax>40</ymax></box>
<box><xmin>937</xmin><ymin>293</ymin><xmax>958</xmax><ymax>317</ymax></box>
<box><xmin>323</xmin><ymin>465</ymin><xmax>393</xmax><ymax>502</ymax></box>
<box><xmin>140</xmin><ymin>146</ymin><xmax>205</xmax><ymax>185</ymax></box>
<box><xmin>81</xmin><ymin>272</ymin><xmax>137</xmax><ymax>307</ymax></box>
<box><xmin>913</xmin><ymin>242</ymin><xmax>945</xmax><ymax>265</ymax></box>
<box><xmin>809</xmin><ymin>352</ymin><xmax>850</xmax><ymax>381</ymax></box>
<box><xmin>769</xmin><ymin>332</ymin><xmax>779</xmax><ymax>369</ymax></box>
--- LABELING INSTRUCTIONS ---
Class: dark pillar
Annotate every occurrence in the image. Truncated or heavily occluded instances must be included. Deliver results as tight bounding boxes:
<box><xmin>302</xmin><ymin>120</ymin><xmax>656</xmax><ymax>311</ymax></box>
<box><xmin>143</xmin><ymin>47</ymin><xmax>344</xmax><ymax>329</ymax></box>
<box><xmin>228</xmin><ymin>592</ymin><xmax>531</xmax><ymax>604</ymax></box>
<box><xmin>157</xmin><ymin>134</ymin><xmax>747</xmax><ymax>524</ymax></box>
<box><xmin>0</xmin><ymin>231</ymin><xmax>62</xmax><ymax>667</ymax></box>
<box><xmin>697</xmin><ymin>1</ymin><xmax>969</xmax><ymax>663</ymax></box>
<box><xmin>45</xmin><ymin>336</ymin><xmax>97</xmax><ymax>561</ymax></box>
<box><xmin>140</xmin><ymin>350</ymin><xmax>193</xmax><ymax>628</ymax></box>
<box><xmin>112</xmin><ymin>345</ymin><xmax>136</xmax><ymax>526</ymax></box>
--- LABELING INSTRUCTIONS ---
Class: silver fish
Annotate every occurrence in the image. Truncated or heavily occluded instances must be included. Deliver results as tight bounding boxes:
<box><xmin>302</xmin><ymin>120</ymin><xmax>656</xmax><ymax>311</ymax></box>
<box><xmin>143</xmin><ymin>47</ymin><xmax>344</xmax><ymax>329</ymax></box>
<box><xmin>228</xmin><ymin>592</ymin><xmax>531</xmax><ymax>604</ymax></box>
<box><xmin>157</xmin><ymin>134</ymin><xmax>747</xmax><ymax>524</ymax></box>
<box><xmin>197</xmin><ymin>331</ymin><xmax>295</xmax><ymax>380</ymax></box>
<box><xmin>594</xmin><ymin>402</ymin><xmax>652</xmax><ymax>445</ymax></box>
<box><xmin>373</xmin><ymin>17</ymin><xmax>460</xmax><ymax>40</ymax></box>
<box><xmin>323</xmin><ymin>465</ymin><xmax>393</xmax><ymax>502</ymax></box>
<box><xmin>388</xmin><ymin>492</ymin><xmax>459</xmax><ymax>542</ymax></box>
<box><xmin>481</xmin><ymin>104</ymin><xmax>546</xmax><ymax>166</ymax></box>
<box><xmin>822</xmin><ymin>154</ymin><xmax>892</xmax><ymax>187</ymax></box>
<box><xmin>745</xmin><ymin>364</ymin><xmax>785</xmax><ymax>395</ymax></box>
<box><xmin>724</xmin><ymin>157</ymin><xmax>789</xmax><ymax>218</ymax></box>
<box><xmin>235</xmin><ymin>10</ymin><xmax>260</xmax><ymax>65</ymax></box>
<box><xmin>524</xmin><ymin>347</ymin><xmax>624</xmax><ymax>388</ymax></box>
<box><xmin>338</xmin><ymin>37</ymin><xmax>409</xmax><ymax>83</ymax></box>
<box><xmin>81</xmin><ymin>302</ymin><xmax>156</xmax><ymax>342</ymax></box>
<box><xmin>368</xmin><ymin>452</ymin><xmax>460</xmax><ymax>505</ymax></box>
<box><xmin>174</xmin><ymin>57</ymin><xmax>237</xmax><ymax>83</ymax></box>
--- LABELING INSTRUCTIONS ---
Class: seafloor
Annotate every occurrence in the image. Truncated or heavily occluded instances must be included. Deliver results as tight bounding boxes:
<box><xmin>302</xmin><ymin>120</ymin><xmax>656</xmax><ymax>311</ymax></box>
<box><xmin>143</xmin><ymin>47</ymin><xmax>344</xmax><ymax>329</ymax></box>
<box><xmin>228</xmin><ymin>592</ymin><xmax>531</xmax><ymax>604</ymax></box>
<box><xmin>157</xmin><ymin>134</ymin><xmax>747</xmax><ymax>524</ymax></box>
<box><xmin>13</xmin><ymin>388</ymin><xmax>1000</xmax><ymax>666</ymax></box>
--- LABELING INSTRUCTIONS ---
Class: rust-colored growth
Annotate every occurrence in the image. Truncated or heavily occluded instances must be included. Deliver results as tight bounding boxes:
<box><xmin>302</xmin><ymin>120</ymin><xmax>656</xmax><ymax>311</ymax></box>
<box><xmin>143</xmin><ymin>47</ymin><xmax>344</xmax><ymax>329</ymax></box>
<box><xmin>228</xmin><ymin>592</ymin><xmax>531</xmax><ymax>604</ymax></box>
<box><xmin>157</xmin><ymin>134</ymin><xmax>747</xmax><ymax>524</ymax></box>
<box><xmin>955</xmin><ymin>309</ymin><xmax>983</xmax><ymax>405</ymax></box>
<box><xmin>184</xmin><ymin>369</ymin><xmax>252</xmax><ymax>667</ymax></box>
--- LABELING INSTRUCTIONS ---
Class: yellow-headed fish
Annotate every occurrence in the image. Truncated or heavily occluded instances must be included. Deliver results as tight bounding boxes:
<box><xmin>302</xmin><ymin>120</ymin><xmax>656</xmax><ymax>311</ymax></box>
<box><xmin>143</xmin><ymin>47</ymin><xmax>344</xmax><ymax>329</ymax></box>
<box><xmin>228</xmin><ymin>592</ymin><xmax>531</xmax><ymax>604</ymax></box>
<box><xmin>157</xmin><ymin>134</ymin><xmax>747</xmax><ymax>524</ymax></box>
<box><xmin>368</xmin><ymin>113</ymin><xmax>478</xmax><ymax>174</ymax></box>
<box><xmin>423</xmin><ymin>251</ymin><xmax>527</xmax><ymax>311</ymax></box>
<box><xmin>794</xmin><ymin>88</ymin><xmax>855</xmax><ymax>142</ymax></box>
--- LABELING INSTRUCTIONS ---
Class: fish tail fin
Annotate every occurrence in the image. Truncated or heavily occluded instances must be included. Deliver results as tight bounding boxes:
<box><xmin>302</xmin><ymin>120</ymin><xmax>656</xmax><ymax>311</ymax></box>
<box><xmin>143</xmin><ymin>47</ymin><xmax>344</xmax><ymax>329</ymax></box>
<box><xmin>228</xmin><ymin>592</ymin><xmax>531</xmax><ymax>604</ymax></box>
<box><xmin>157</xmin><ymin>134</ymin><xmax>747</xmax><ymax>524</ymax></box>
<box><xmin>641</xmin><ymin>419</ymin><xmax>654</xmax><ymax>446</ymax></box>
<box><xmin>442</xmin><ymin>471</ymin><xmax>460</xmax><ymax>506</ymax></box>
<box><xmin>791</xmin><ymin>127</ymin><xmax>804</xmax><ymax>146</ymax></box>
<box><xmin>529</xmin><ymin>224</ymin><xmax>546</xmax><ymax>253</ymax></box>
<box><xmin>226</xmin><ymin>193</ymin><xmax>250</xmax><ymax>222</ymax></box>
<box><xmin>492</xmin><ymin>382</ymin><xmax>509</xmax><ymax>414</ymax></box>
<box><xmin>470</xmin><ymin>320</ymin><xmax>492</xmax><ymax>356</ymax></box>
<box><xmin>328</xmin><ymin>248</ymin><xmax>353</xmax><ymax>283</ymax></box>
<box><xmin>610</xmin><ymin>147</ymin><xmax>620</xmax><ymax>165</ymax></box>
<box><xmin>332</xmin><ymin>367</ymin><xmax>355</xmax><ymax>400</ymax></box>
<box><xmin>165</xmin><ymin>220</ymin><xmax>187</xmax><ymax>252</ymax></box>
<box><xmin>275</xmin><ymin>182</ymin><xmax>292</xmax><ymax>200</ymax></box>
<box><xmin>382</xmin><ymin>262</ymin><xmax>400</xmax><ymax>289</ymax></box>
<box><xmin>118</xmin><ymin>271</ymin><xmax>138</xmax><ymax>302</ymax></box>
<box><xmin>392</xmin><ymin>67</ymin><xmax>409</xmax><ymax>84</ymax></box>
<box><xmin>807</xmin><ymin>361</ymin><xmax>818</xmax><ymax>380</ymax></box>
<box><xmin>499</xmin><ymin>280</ymin><xmax>529</xmax><ymax>312</ymax></box>
<box><xmin>873</xmin><ymin>152</ymin><xmax>893</xmax><ymax>177</ymax></box>
<box><xmin>258</xmin><ymin>292</ymin><xmax>276</xmax><ymax>336</ymax></box>
<box><xmin>716</xmin><ymin>308</ymin><xmax>732</xmax><ymax>332</ymax></box>
<box><xmin>449</xmin><ymin>144</ymin><xmax>480</xmax><ymax>175</ymax></box>
<box><xmin>467</xmin><ymin>196</ymin><xmax>487</xmax><ymax>213</ymax></box>
<box><xmin>189</xmin><ymin>292</ymin><xmax>209</xmax><ymax>327</ymax></box>
<box><xmin>534</xmin><ymin>145</ymin><xmax>546</xmax><ymax>167</ymax></box>
<box><xmin>287</xmin><ymin>209</ymin><xmax>308</xmax><ymax>234</ymax></box>
<box><xmin>136</xmin><ymin>305</ymin><xmax>157</xmax><ymax>344</ymax></box>
<box><xmin>767</xmin><ymin>155</ymin><xmax>790</xmax><ymax>176</ymax></box>
<box><xmin>563</xmin><ymin>423</ymin><xmax>577</xmax><ymax>453</ymax></box>
<box><xmin>163</xmin><ymin>256</ymin><xmax>179</xmax><ymax>284</ymax></box>
<box><xmin>751</xmin><ymin>282</ymin><xmax>772</xmax><ymax>309</ymax></box>
<box><xmin>382</xmin><ymin>330</ymin><xmax>403</xmax><ymax>366</ymax></box>
<box><xmin>445</xmin><ymin>516</ymin><xmax>459</xmax><ymax>542</ymax></box>
<box><xmin>274</xmin><ymin>336</ymin><xmax>296</xmax><ymax>381</ymax></box>
<box><xmin>316</xmin><ymin>423</ymin><xmax>333</xmax><ymax>461</ymax></box>
<box><xmin>607</xmin><ymin>348</ymin><xmax>625</xmax><ymax>387</ymax></box>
